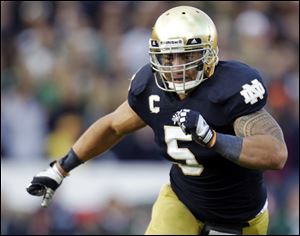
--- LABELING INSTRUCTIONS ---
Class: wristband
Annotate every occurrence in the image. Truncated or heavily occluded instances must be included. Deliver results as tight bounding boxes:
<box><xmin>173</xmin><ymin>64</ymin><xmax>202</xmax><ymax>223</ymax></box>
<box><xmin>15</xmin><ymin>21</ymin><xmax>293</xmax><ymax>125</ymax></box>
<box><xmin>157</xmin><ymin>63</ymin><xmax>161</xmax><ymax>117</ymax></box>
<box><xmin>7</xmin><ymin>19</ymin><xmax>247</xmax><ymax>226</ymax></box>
<box><xmin>212</xmin><ymin>133</ymin><xmax>243</xmax><ymax>163</ymax></box>
<box><xmin>58</xmin><ymin>149</ymin><xmax>83</xmax><ymax>173</ymax></box>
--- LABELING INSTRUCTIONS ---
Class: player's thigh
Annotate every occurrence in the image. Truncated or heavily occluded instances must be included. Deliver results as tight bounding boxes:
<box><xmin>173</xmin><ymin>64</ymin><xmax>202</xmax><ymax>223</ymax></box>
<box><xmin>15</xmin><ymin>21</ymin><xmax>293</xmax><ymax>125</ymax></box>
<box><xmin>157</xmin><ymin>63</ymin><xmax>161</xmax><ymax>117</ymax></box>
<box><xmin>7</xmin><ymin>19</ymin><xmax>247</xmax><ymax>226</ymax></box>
<box><xmin>243</xmin><ymin>209</ymin><xmax>269</xmax><ymax>235</ymax></box>
<box><xmin>145</xmin><ymin>184</ymin><xmax>202</xmax><ymax>235</ymax></box>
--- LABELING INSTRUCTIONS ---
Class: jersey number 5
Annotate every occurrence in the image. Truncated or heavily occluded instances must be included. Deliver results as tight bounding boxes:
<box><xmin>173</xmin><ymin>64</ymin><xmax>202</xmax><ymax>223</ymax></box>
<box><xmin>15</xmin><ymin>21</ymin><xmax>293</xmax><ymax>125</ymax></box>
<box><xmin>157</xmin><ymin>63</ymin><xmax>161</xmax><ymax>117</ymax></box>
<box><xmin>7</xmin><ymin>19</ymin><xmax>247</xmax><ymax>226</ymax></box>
<box><xmin>164</xmin><ymin>126</ymin><xmax>204</xmax><ymax>176</ymax></box>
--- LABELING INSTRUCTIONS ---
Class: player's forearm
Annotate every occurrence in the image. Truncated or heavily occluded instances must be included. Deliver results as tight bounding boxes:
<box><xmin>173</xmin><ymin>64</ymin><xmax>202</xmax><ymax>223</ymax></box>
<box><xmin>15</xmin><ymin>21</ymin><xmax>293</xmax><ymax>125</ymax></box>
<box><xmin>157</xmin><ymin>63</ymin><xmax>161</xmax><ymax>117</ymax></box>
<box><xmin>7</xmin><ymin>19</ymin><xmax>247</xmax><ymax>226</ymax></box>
<box><xmin>55</xmin><ymin>101</ymin><xmax>145</xmax><ymax>175</ymax></box>
<box><xmin>212</xmin><ymin>133</ymin><xmax>287</xmax><ymax>170</ymax></box>
<box><xmin>72</xmin><ymin>114</ymin><xmax>123</xmax><ymax>162</ymax></box>
<box><xmin>238</xmin><ymin>135</ymin><xmax>287</xmax><ymax>170</ymax></box>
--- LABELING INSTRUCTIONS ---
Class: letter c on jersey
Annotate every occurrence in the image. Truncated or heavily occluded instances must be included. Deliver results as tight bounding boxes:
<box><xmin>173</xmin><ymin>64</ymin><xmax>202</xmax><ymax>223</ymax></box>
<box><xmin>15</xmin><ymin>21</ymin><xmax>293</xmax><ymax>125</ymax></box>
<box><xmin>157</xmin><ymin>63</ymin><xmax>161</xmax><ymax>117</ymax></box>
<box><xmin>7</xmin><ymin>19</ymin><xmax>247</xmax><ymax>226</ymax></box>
<box><xmin>149</xmin><ymin>95</ymin><xmax>160</xmax><ymax>113</ymax></box>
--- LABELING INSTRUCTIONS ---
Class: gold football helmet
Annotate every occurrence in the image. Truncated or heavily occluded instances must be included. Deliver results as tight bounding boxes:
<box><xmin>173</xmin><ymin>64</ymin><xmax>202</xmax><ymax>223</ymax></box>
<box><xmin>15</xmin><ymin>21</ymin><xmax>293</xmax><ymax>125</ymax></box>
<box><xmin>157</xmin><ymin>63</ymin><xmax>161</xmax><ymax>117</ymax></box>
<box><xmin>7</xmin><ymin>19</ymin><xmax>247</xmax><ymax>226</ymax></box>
<box><xmin>149</xmin><ymin>6</ymin><xmax>219</xmax><ymax>94</ymax></box>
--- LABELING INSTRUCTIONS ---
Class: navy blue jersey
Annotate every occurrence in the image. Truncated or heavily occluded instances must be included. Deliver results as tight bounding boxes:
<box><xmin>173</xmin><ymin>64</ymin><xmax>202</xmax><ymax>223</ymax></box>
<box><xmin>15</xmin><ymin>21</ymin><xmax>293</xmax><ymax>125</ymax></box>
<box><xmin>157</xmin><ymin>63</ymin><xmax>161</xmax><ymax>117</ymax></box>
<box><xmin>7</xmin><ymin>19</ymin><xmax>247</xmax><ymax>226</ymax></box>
<box><xmin>128</xmin><ymin>60</ymin><xmax>268</xmax><ymax>223</ymax></box>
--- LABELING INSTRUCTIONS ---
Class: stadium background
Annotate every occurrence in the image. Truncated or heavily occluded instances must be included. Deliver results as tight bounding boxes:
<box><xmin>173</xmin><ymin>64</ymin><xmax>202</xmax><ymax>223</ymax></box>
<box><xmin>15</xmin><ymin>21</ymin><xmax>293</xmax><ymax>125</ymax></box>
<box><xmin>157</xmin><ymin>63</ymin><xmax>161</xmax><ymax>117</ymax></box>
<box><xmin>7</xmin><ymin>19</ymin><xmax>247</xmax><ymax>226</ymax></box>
<box><xmin>1</xmin><ymin>1</ymin><xmax>298</xmax><ymax>235</ymax></box>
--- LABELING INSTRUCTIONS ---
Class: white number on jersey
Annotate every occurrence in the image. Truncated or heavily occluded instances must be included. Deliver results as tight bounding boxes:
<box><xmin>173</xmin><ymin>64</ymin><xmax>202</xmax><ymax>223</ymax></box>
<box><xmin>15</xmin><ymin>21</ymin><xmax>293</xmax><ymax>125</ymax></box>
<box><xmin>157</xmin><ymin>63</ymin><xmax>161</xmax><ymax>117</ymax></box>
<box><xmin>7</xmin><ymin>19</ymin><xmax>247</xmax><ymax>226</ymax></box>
<box><xmin>164</xmin><ymin>126</ymin><xmax>204</xmax><ymax>176</ymax></box>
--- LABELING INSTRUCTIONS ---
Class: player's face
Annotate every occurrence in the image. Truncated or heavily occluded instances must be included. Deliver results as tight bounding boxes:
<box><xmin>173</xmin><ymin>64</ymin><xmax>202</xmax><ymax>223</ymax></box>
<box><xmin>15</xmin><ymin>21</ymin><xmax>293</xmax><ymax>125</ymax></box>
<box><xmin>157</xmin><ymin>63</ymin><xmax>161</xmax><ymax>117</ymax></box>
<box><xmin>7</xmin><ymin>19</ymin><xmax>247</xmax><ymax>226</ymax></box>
<box><xmin>157</xmin><ymin>52</ymin><xmax>201</xmax><ymax>83</ymax></box>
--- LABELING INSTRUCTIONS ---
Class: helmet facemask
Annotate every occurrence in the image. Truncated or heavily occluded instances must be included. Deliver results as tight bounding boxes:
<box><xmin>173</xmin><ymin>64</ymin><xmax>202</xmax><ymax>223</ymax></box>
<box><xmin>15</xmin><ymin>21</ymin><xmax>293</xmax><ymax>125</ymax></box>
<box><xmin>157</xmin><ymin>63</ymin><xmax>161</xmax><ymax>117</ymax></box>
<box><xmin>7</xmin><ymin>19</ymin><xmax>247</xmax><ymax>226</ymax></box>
<box><xmin>148</xmin><ymin>6</ymin><xmax>219</xmax><ymax>94</ymax></box>
<box><xmin>149</xmin><ymin>42</ymin><xmax>214</xmax><ymax>94</ymax></box>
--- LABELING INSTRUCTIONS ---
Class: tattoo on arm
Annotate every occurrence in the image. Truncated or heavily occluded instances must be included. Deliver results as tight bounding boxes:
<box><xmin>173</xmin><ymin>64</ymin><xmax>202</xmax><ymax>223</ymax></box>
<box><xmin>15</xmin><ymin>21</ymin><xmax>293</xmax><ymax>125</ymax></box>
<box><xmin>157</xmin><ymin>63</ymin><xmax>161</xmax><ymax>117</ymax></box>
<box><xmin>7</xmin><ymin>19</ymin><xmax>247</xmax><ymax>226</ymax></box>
<box><xmin>233</xmin><ymin>108</ymin><xmax>285</xmax><ymax>142</ymax></box>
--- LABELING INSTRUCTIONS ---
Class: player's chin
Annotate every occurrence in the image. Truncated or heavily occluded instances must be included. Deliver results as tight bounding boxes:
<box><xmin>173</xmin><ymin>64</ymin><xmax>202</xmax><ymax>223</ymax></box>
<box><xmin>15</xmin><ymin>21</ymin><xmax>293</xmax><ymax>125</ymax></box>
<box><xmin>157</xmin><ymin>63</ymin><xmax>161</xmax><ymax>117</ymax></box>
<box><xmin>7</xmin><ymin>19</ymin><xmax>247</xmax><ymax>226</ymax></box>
<box><xmin>168</xmin><ymin>78</ymin><xmax>193</xmax><ymax>83</ymax></box>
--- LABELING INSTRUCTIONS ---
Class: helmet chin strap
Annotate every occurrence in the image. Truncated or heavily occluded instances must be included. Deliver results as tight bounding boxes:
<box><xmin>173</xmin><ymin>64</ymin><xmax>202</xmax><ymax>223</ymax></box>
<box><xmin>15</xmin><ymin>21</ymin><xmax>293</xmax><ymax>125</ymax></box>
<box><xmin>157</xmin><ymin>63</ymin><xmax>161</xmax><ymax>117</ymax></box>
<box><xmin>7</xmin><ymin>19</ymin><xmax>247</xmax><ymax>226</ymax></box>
<box><xmin>166</xmin><ymin>80</ymin><xmax>200</xmax><ymax>94</ymax></box>
<box><xmin>166</xmin><ymin>70</ymin><xmax>206</xmax><ymax>94</ymax></box>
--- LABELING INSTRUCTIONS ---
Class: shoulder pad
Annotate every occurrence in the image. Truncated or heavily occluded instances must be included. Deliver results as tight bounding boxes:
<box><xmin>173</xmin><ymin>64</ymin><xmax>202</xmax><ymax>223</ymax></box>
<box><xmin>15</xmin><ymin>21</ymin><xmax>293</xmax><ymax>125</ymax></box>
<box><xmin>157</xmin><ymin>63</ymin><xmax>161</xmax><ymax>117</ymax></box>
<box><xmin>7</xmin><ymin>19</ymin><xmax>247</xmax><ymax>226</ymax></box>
<box><xmin>208</xmin><ymin>61</ymin><xmax>268</xmax><ymax>122</ymax></box>
<box><xmin>208</xmin><ymin>61</ymin><xmax>265</xmax><ymax>103</ymax></box>
<box><xmin>128</xmin><ymin>64</ymin><xmax>153</xmax><ymax>96</ymax></box>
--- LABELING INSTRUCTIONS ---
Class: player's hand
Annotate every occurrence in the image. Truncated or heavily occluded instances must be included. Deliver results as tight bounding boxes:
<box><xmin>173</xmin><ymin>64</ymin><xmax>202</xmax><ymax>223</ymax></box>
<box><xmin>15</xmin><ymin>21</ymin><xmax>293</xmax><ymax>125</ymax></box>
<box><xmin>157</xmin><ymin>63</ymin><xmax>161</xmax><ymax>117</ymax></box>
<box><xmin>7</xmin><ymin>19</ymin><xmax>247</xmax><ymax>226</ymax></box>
<box><xmin>26</xmin><ymin>161</ymin><xmax>65</xmax><ymax>208</ymax></box>
<box><xmin>172</xmin><ymin>109</ymin><xmax>216</xmax><ymax>148</ymax></box>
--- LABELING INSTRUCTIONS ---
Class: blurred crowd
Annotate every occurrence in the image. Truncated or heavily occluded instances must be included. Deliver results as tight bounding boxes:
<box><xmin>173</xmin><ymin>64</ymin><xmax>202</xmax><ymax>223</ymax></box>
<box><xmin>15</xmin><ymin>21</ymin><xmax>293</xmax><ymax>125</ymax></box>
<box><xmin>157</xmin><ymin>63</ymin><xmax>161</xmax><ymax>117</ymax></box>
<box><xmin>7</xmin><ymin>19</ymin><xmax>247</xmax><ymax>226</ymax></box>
<box><xmin>1</xmin><ymin>1</ymin><xmax>299</xmax><ymax>235</ymax></box>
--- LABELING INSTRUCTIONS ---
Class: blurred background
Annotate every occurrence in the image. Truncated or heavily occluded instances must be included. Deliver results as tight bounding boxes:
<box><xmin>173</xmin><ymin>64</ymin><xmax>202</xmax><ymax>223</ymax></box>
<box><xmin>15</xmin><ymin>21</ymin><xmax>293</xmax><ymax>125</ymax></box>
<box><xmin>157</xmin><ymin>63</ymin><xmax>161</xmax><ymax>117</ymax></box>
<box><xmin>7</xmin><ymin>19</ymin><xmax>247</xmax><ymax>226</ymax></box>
<box><xmin>1</xmin><ymin>1</ymin><xmax>298</xmax><ymax>235</ymax></box>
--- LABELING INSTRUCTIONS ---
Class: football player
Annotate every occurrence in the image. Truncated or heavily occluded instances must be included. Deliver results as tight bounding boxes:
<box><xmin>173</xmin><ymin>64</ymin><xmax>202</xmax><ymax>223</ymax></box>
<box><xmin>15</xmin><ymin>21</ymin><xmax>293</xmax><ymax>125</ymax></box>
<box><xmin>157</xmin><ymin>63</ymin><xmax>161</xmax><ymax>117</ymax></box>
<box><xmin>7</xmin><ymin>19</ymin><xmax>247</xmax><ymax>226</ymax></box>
<box><xmin>27</xmin><ymin>6</ymin><xmax>288</xmax><ymax>235</ymax></box>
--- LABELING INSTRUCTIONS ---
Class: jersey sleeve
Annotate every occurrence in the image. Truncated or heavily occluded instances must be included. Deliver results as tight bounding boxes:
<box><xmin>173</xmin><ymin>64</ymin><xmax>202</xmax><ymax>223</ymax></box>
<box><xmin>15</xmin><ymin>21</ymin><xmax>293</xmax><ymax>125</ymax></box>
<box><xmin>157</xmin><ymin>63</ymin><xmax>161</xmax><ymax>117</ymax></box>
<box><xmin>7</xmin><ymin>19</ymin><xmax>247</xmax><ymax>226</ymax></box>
<box><xmin>208</xmin><ymin>61</ymin><xmax>268</xmax><ymax>124</ymax></box>
<box><xmin>225</xmin><ymin>76</ymin><xmax>268</xmax><ymax>122</ymax></box>
<box><xmin>127</xmin><ymin>64</ymin><xmax>153</xmax><ymax>124</ymax></box>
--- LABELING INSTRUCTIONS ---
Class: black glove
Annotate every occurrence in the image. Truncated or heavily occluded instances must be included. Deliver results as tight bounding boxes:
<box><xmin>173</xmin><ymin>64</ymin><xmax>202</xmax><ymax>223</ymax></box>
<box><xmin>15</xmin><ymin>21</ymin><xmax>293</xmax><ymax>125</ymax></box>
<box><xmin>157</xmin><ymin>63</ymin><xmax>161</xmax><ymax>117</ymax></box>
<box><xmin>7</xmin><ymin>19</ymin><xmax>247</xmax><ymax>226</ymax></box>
<box><xmin>172</xmin><ymin>109</ymin><xmax>216</xmax><ymax>148</ymax></box>
<box><xmin>26</xmin><ymin>161</ymin><xmax>65</xmax><ymax>208</ymax></box>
